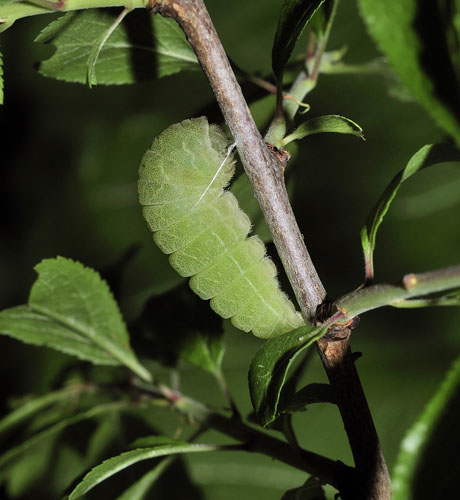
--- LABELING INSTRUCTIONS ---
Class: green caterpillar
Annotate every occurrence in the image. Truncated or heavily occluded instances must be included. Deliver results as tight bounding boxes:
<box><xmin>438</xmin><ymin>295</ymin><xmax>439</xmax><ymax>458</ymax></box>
<box><xmin>138</xmin><ymin>117</ymin><xmax>304</xmax><ymax>338</ymax></box>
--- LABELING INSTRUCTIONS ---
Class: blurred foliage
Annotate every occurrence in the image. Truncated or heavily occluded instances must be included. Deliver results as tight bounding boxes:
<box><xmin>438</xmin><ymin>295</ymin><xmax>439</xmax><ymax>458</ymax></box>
<box><xmin>0</xmin><ymin>0</ymin><xmax>460</xmax><ymax>499</ymax></box>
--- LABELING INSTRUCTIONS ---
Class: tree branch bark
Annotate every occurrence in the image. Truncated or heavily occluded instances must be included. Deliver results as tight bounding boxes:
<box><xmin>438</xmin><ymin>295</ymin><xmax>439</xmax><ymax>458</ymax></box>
<box><xmin>152</xmin><ymin>1</ymin><xmax>391</xmax><ymax>498</ymax></box>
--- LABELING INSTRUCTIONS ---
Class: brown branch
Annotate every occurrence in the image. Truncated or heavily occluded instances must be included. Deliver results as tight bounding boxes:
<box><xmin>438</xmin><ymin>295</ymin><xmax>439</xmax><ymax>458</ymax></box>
<box><xmin>151</xmin><ymin>1</ymin><xmax>391</xmax><ymax>498</ymax></box>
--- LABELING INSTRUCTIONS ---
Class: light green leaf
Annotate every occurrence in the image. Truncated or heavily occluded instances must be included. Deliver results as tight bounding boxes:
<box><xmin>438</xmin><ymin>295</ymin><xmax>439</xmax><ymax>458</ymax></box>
<box><xmin>281</xmin><ymin>114</ymin><xmax>364</xmax><ymax>146</ymax></box>
<box><xmin>0</xmin><ymin>401</ymin><xmax>132</xmax><ymax>469</ymax></box>
<box><xmin>36</xmin><ymin>9</ymin><xmax>198</xmax><ymax>85</ymax></box>
<box><xmin>115</xmin><ymin>458</ymin><xmax>173</xmax><ymax>500</ymax></box>
<box><xmin>358</xmin><ymin>0</ymin><xmax>460</xmax><ymax>145</ymax></box>
<box><xmin>86</xmin><ymin>7</ymin><xmax>131</xmax><ymax>87</ymax></box>
<box><xmin>0</xmin><ymin>387</ymin><xmax>76</xmax><ymax>435</ymax></box>
<box><xmin>9</xmin><ymin>257</ymin><xmax>151</xmax><ymax>381</ymax></box>
<box><xmin>392</xmin><ymin>354</ymin><xmax>460</xmax><ymax>500</ymax></box>
<box><xmin>248</xmin><ymin>325</ymin><xmax>326</xmax><ymax>426</ymax></box>
<box><xmin>309</xmin><ymin>0</ymin><xmax>337</xmax><ymax>41</ymax></box>
<box><xmin>0</xmin><ymin>305</ymin><xmax>120</xmax><ymax>366</ymax></box>
<box><xmin>69</xmin><ymin>441</ymin><xmax>221</xmax><ymax>499</ymax></box>
<box><xmin>361</xmin><ymin>143</ymin><xmax>460</xmax><ymax>282</ymax></box>
<box><xmin>272</xmin><ymin>0</ymin><xmax>325</xmax><ymax>80</ymax></box>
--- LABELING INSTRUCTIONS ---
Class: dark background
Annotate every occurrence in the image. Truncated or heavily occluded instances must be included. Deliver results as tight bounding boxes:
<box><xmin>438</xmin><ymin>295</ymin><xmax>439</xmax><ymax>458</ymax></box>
<box><xmin>1</xmin><ymin>1</ymin><xmax>460</xmax><ymax>498</ymax></box>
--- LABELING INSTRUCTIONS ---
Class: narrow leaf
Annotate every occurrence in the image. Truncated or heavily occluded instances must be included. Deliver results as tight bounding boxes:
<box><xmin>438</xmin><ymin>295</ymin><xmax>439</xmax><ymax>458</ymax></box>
<box><xmin>86</xmin><ymin>7</ymin><xmax>131</xmax><ymax>87</ymax></box>
<box><xmin>272</xmin><ymin>0</ymin><xmax>325</xmax><ymax>80</ymax></box>
<box><xmin>0</xmin><ymin>387</ymin><xmax>76</xmax><ymax>435</ymax></box>
<box><xmin>24</xmin><ymin>257</ymin><xmax>150</xmax><ymax>381</ymax></box>
<box><xmin>36</xmin><ymin>9</ymin><xmax>198</xmax><ymax>85</ymax></box>
<box><xmin>249</xmin><ymin>325</ymin><xmax>326</xmax><ymax>426</ymax></box>
<box><xmin>358</xmin><ymin>0</ymin><xmax>460</xmax><ymax>145</ymax></box>
<box><xmin>309</xmin><ymin>0</ymin><xmax>336</xmax><ymax>40</ymax></box>
<box><xmin>392</xmin><ymin>354</ymin><xmax>460</xmax><ymax>500</ymax></box>
<box><xmin>0</xmin><ymin>401</ymin><xmax>132</xmax><ymax>469</ymax></box>
<box><xmin>69</xmin><ymin>442</ymin><xmax>221</xmax><ymax>499</ymax></box>
<box><xmin>361</xmin><ymin>143</ymin><xmax>460</xmax><ymax>282</ymax></box>
<box><xmin>281</xmin><ymin>114</ymin><xmax>364</xmax><ymax>146</ymax></box>
<box><xmin>392</xmin><ymin>289</ymin><xmax>460</xmax><ymax>308</ymax></box>
<box><xmin>115</xmin><ymin>458</ymin><xmax>173</xmax><ymax>500</ymax></box>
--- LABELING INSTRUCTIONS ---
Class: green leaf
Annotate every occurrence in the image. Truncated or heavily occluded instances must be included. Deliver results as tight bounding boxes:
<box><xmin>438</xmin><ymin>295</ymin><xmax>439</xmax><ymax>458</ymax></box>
<box><xmin>358</xmin><ymin>0</ymin><xmax>460</xmax><ymax>145</ymax></box>
<box><xmin>0</xmin><ymin>305</ymin><xmax>121</xmax><ymax>366</ymax></box>
<box><xmin>281</xmin><ymin>383</ymin><xmax>336</xmax><ymax>414</ymax></box>
<box><xmin>68</xmin><ymin>441</ymin><xmax>221</xmax><ymax>499</ymax></box>
<box><xmin>0</xmin><ymin>401</ymin><xmax>132</xmax><ymax>469</ymax></box>
<box><xmin>392</xmin><ymin>353</ymin><xmax>460</xmax><ymax>500</ymax></box>
<box><xmin>35</xmin><ymin>9</ymin><xmax>198</xmax><ymax>85</ymax></box>
<box><xmin>0</xmin><ymin>387</ymin><xmax>76</xmax><ymax>436</ymax></box>
<box><xmin>248</xmin><ymin>325</ymin><xmax>326</xmax><ymax>426</ymax></box>
<box><xmin>280</xmin><ymin>114</ymin><xmax>364</xmax><ymax>146</ymax></box>
<box><xmin>282</xmin><ymin>476</ymin><xmax>327</xmax><ymax>499</ymax></box>
<box><xmin>86</xmin><ymin>7</ymin><xmax>132</xmax><ymax>87</ymax></box>
<box><xmin>309</xmin><ymin>0</ymin><xmax>337</xmax><ymax>41</ymax></box>
<box><xmin>0</xmin><ymin>257</ymin><xmax>151</xmax><ymax>381</ymax></box>
<box><xmin>392</xmin><ymin>288</ymin><xmax>460</xmax><ymax>308</ymax></box>
<box><xmin>180</xmin><ymin>331</ymin><xmax>225</xmax><ymax>375</ymax></box>
<box><xmin>361</xmin><ymin>143</ymin><xmax>460</xmax><ymax>282</ymax></box>
<box><xmin>272</xmin><ymin>0</ymin><xmax>325</xmax><ymax>80</ymax></box>
<box><xmin>115</xmin><ymin>458</ymin><xmax>173</xmax><ymax>500</ymax></box>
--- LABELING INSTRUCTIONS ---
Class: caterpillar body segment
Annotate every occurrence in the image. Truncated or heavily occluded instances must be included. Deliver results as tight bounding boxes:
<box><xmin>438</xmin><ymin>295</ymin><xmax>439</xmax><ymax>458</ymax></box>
<box><xmin>138</xmin><ymin>117</ymin><xmax>304</xmax><ymax>339</ymax></box>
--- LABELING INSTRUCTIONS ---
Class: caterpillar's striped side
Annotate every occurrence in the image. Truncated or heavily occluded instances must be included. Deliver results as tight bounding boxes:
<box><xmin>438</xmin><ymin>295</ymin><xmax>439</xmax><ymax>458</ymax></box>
<box><xmin>138</xmin><ymin>117</ymin><xmax>304</xmax><ymax>338</ymax></box>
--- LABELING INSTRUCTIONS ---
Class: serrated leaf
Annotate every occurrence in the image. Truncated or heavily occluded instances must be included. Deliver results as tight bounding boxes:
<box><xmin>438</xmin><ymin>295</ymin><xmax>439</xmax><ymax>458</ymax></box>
<box><xmin>392</xmin><ymin>354</ymin><xmax>460</xmax><ymax>500</ymax></box>
<box><xmin>272</xmin><ymin>0</ymin><xmax>325</xmax><ymax>80</ymax></box>
<box><xmin>35</xmin><ymin>9</ymin><xmax>198</xmax><ymax>85</ymax></box>
<box><xmin>358</xmin><ymin>0</ymin><xmax>460</xmax><ymax>145</ymax></box>
<box><xmin>0</xmin><ymin>401</ymin><xmax>132</xmax><ymax>469</ymax></box>
<box><xmin>281</xmin><ymin>383</ymin><xmax>336</xmax><ymax>414</ymax></box>
<box><xmin>0</xmin><ymin>257</ymin><xmax>151</xmax><ymax>381</ymax></box>
<box><xmin>115</xmin><ymin>458</ymin><xmax>172</xmax><ymax>500</ymax></box>
<box><xmin>281</xmin><ymin>114</ymin><xmax>364</xmax><ymax>146</ymax></box>
<box><xmin>361</xmin><ymin>143</ymin><xmax>460</xmax><ymax>281</ymax></box>
<box><xmin>0</xmin><ymin>388</ymin><xmax>75</xmax><ymax>436</ymax></box>
<box><xmin>69</xmin><ymin>441</ymin><xmax>220</xmax><ymax>499</ymax></box>
<box><xmin>248</xmin><ymin>325</ymin><xmax>326</xmax><ymax>426</ymax></box>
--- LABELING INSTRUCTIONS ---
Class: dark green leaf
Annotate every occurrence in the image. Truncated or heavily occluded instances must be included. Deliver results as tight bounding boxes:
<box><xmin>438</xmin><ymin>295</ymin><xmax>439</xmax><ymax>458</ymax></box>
<box><xmin>309</xmin><ymin>0</ymin><xmax>337</xmax><ymax>40</ymax></box>
<box><xmin>36</xmin><ymin>9</ymin><xmax>198</xmax><ymax>85</ymax></box>
<box><xmin>0</xmin><ymin>402</ymin><xmax>133</xmax><ymax>469</ymax></box>
<box><xmin>180</xmin><ymin>331</ymin><xmax>225</xmax><ymax>374</ymax></box>
<box><xmin>115</xmin><ymin>458</ymin><xmax>173</xmax><ymax>500</ymax></box>
<box><xmin>68</xmin><ymin>441</ymin><xmax>220</xmax><ymax>499</ymax></box>
<box><xmin>361</xmin><ymin>143</ymin><xmax>460</xmax><ymax>281</ymax></box>
<box><xmin>281</xmin><ymin>114</ymin><xmax>364</xmax><ymax>146</ymax></box>
<box><xmin>358</xmin><ymin>0</ymin><xmax>460</xmax><ymax>144</ymax></box>
<box><xmin>0</xmin><ymin>388</ymin><xmax>76</xmax><ymax>436</ymax></box>
<box><xmin>281</xmin><ymin>383</ymin><xmax>336</xmax><ymax>414</ymax></box>
<box><xmin>282</xmin><ymin>476</ymin><xmax>327</xmax><ymax>499</ymax></box>
<box><xmin>248</xmin><ymin>325</ymin><xmax>326</xmax><ymax>426</ymax></box>
<box><xmin>392</xmin><ymin>353</ymin><xmax>460</xmax><ymax>500</ymax></box>
<box><xmin>272</xmin><ymin>0</ymin><xmax>325</xmax><ymax>80</ymax></box>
